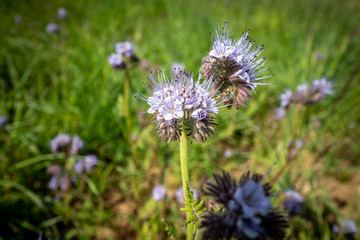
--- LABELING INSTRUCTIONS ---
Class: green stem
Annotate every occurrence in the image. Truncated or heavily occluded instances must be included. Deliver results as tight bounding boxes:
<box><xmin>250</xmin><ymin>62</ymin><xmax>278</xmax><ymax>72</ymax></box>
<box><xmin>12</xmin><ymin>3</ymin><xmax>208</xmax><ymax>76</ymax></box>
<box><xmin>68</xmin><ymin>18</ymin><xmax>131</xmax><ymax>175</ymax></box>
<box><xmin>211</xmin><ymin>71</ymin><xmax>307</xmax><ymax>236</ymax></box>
<box><xmin>180</xmin><ymin>124</ymin><xmax>193</xmax><ymax>240</ymax></box>
<box><xmin>124</xmin><ymin>68</ymin><xmax>138</xmax><ymax>168</ymax></box>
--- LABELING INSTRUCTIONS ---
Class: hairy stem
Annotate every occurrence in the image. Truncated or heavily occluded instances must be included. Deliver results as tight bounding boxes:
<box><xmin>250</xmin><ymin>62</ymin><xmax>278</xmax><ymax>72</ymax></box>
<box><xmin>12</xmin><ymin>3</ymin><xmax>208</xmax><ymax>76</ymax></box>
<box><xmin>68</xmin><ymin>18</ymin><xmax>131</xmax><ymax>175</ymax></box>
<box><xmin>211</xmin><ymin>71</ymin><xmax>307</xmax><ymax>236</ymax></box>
<box><xmin>180</xmin><ymin>124</ymin><xmax>193</xmax><ymax>240</ymax></box>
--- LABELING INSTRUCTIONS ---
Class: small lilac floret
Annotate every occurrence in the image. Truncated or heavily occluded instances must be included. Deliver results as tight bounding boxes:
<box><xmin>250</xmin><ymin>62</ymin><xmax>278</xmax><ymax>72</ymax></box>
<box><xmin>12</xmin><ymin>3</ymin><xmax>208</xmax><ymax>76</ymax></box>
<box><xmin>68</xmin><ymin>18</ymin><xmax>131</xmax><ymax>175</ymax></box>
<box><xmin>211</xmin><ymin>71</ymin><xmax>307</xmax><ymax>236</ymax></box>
<box><xmin>70</xmin><ymin>135</ymin><xmax>84</xmax><ymax>155</ymax></box>
<box><xmin>152</xmin><ymin>185</ymin><xmax>166</xmax><ymax>201</ymax></box>
<box><xmin>46</xmin><ymin>23</ymin><xmax>60</xmax><ymax>33</ymax></box>
<box><xmin>0</xmin><ymin>116</ymin><xmax>7</xmax><ymax>128</ymax></box>
<box><xmin>280</xmin><ymin>90</ymin><xmax>292</xmax><ymax>108</ymax></box>
<box><xmin>115</xmin><ymin>41</ymin><xmax>134</xmax><ymax>57</ymax></box>
<box><xmin>84</xmin><ymin>155</ymin><xmax>98</xmax><ymax>173</ymax></box>
<box><xmin>57</xmin><ymin>7</ymin><xmax>68</xmax><ymax>20</ymax></box>
<box><xmin>50</xmin><ymin>133</ymin><xmax>71</xmax><ymax>153</ymax></box>
<box><xmin>108</xmin><ymin>53</ymin><xmax>125</xmax><ymax>69</ymax></box>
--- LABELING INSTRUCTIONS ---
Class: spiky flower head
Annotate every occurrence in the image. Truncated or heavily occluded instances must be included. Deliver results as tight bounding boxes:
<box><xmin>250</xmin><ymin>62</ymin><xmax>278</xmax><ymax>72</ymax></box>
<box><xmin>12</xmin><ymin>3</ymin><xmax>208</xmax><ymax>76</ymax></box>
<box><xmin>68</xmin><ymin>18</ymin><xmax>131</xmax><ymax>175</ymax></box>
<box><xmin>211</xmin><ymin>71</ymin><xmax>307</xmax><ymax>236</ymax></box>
<box><xmin>283</xmin><ymin>190</ymin><xmax>304</xmax><ymax>216</ymax></box>
<box><xmin>200</xmin><ymin>170</ymin><xmax>289</xmax><ymax>240</ymax></box>
<box><xmin>201</xmin><ymin>23</ymin><xmax>273</xmax><ymax>109</ymax></box>
<box><xmin>135</xmin><ymin>71</ymin><xmax>226</xmax><ymax>143</ymax></box>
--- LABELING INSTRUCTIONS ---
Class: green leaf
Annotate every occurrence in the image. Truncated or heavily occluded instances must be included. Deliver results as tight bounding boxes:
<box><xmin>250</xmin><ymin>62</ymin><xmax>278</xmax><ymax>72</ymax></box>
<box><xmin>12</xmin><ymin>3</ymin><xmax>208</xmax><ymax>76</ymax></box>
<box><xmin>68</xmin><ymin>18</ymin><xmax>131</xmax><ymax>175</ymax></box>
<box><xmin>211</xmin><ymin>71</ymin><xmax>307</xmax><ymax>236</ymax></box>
<box><xmin>85</xmin><ymin>177</ymin><xmax>100</xmax><ymax>197</ymax></box>
<box><xmin>8</xmin><ymin>153</ymin><xmax>64</xmax><ymax>172</ymax></box>
<box><xmin>0</xmin><ymin>180</ymin><xmax>46</xmax><ymax>211</ymax></box>
<box><xmin>185</xmin><ymin>215</ymin><xmax>197</xmax><ymax>224</ymax></box>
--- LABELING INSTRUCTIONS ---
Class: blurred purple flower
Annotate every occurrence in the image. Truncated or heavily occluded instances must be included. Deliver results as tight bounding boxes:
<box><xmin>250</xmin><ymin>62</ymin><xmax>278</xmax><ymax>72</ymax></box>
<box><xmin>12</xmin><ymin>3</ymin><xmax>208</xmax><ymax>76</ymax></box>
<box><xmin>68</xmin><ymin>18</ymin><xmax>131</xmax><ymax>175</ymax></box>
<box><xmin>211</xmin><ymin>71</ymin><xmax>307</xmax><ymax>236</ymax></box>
<box><xmin>152</xmin><ymin>185</ymin><xmax>166</xmax><ymax>201</ymax></box>
<box><xmin>57</xmin><ymin>7</ymin><xmax>68</xmax><ymax>20</ymax></box>
<box><xmin>115</xmin><ymin>41</ymin><xmax>134</xmax><ymax>57</ymax></box>
<box><xmin>46</xmin><ymin>23</ymin><xmax>60</xmax><ymax>33</ymax></box>
<box><xmin>280</xmin><ymin>90</ymin><xmax>292</xmax><ymax>108</ymax></box>
<box><xmin>84</xmin><ymin>155</ymin><xmax>98</xmax><ymax>173</ymax></box>
<box><xmin>50</xmin><ymin>133</ymin><xmax>71</xmax><ymax>153</ymax></box>
<box><xmin>333</xmin><ymin>219</ymin><xmax>358</xmax><ymax>237</ymax></box>
<box><xmin>108</xmin><ymin>53</ymin><xmax>125</xmax><ymax>69</ymax></box>
<box><xmin>0</xmin><ymin>116</ymin><xmax>7</xmax><ymax>128</ymax></box>
<box><xmin>70</xmin><ymin>135</ymin><xmax>84</xmax><ymax>155</ymax></box>
<box><xmin>274</xmin><ymin>107</ymin><xmax>286</xmax><ymax>120</ymax></box>
<box><xmin>283</xmin><ymin>190</ymin><xmax>304</xmax><ymax>216</ymax></box>
<box><xmin>14</xmin><ymin>15</ymin><xmax>22</xmax><ymax>24</ymax></box>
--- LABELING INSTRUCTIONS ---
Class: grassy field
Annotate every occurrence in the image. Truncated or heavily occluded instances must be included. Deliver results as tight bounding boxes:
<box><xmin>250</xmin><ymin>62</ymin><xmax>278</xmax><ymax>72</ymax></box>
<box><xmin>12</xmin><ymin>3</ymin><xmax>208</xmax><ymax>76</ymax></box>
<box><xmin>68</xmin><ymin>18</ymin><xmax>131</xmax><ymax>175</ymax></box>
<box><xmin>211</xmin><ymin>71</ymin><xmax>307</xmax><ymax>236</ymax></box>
<box><xmin>1</xmin><ymin>0</ymin><xmax>360</xmax><ymax>239</ymax></box>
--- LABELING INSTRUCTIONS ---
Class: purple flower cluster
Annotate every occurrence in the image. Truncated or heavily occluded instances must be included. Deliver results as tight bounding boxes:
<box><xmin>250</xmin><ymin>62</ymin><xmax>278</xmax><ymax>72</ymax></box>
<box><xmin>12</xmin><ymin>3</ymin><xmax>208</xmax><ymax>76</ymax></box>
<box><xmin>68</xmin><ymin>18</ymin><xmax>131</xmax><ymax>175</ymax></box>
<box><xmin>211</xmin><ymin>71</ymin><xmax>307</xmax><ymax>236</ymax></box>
<box><xmin>73</xmin><ymin>155</ymin><xmax>98</xmax><ymax>175</ymax></box>
<box><xmin>57</xmin><ymin>7</ymin><xmax>68</xmax><ymax>20</ymax></box>
<box><xmin>46</xmin><ymin>23</ymin><xmax>60</xmax><ymax>34</ymax></box>
<box><xmin>108</xmin><ymin>41</ymin><xmax>139</xmax><ymax>70</ymax></box>
<box><xmin>152</xmin><ymin>185</ymin><xmax>167</xmax><ymax>201</ymax></box>
<box><xmin>50</xmin><ymin>133</ymin><xmax>84</xmax><ymax>155</ymax></box>
<box><xmin>201</xmin><ymin>23</ymin><xmax>272</xmax><ymax>108</ymax></box>
<box><xmin>46</xmin><ymin>164</ymin><xmax>69</xmax><ymax>192</ymax></box>
<box><xmin>276</xmin><ymin>78</ymin><xmax>334</xmax><ymax>119</ymax></box>
<box><xmin>135</xmin><ymin>71</ymin><xmax>226</xmax><ymax>143</ymax></box>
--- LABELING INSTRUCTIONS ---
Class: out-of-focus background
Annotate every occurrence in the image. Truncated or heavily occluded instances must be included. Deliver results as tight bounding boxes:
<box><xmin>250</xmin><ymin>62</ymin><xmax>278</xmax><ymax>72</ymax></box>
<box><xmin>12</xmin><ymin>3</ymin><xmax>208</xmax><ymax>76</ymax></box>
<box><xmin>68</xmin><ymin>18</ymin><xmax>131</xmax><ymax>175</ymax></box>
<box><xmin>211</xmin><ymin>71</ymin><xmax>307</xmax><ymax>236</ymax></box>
<box><xmin>0</xmin><ymin>0</ymin><xmax>359</xmax><ymax>239</ymax></box>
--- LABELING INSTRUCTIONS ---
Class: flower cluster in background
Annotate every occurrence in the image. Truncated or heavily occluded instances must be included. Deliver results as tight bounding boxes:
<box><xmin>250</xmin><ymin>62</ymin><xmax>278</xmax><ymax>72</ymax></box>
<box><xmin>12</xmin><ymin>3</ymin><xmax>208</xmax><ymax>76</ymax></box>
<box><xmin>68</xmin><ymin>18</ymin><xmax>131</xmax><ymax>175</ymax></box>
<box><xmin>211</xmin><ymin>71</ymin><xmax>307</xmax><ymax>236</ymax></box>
<box><xmin>47</xmin><ymin>134</ymin><xmax>98</xmax><ymax>196</ymax></box>
<box><xmin>201</xmin><ymin>23</ymin><xmax>272</xmax><ymax>108</ymax></box>
<box><xmin>200</xmin><ymin>170</ymin><xmax>288</xmax><ymax>240</ymax></box>
<box><xmin>275</xmin><ymin>78</ymin><xmax>334</xmax><ymax>119</ymax></box>
<box><xmin>108</xmin><ymin>41</ymin><xmax>139</xmax><ymax>70</ymax></box>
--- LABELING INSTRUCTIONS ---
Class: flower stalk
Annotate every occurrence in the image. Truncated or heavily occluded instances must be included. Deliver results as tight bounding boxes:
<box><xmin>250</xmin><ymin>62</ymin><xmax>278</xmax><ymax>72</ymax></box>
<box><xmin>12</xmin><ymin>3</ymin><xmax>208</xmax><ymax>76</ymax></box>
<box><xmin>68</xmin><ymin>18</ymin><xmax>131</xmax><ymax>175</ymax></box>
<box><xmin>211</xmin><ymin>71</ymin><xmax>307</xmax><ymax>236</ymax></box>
<box><xmin>180</xmin><ymin>123</ymin><xmax>193</xmax><ymax>240</ymax></box>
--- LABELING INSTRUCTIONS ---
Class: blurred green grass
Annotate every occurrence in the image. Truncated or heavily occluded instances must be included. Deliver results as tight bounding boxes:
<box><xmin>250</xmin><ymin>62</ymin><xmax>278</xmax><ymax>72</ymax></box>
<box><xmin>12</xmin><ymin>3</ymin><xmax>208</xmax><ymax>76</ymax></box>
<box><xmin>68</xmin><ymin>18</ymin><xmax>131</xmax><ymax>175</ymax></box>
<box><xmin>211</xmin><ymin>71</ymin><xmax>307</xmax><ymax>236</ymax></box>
<box><xmin>0</xmin><ymin>0</ymin><xmax>360</xmax><ymax>239</ymax></box>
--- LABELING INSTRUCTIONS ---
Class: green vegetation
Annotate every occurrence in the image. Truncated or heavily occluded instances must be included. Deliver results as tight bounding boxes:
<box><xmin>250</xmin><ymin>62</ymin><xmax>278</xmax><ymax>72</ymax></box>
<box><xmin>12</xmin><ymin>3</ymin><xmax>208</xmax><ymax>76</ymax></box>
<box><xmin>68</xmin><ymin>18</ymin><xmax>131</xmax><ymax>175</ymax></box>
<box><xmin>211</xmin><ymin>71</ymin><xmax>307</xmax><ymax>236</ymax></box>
<box><xmin>0</xmin><ymin>0</ymin><xmax>359</xmax><ymax>239</ymax></box>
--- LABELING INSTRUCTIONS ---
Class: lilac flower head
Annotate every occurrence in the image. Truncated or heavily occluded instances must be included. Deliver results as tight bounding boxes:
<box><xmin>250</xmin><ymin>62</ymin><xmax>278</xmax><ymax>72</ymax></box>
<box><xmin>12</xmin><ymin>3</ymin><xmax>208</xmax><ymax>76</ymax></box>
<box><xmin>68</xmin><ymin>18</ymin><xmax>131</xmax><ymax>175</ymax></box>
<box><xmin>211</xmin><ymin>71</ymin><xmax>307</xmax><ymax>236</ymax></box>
<box><xmin>201</xmin><ymin>23</ymin><xmax>273</xmax><ymax>109</ymax></box>
<box><xmin>57</xmin><ymin>7</ymin><xmax>68</xmax><ymax>20</ymax></box>
<box><xmin>0</xmin><ymin>116</ymin><xmax>7</xmax><ymax>128</ymax></box>
<box><xmin>70</xmin><ymin>135</ymin><xmax>84</xmax><ymax>155</ymax></box>
<box><xmin>175</xmin><ymin>186</ymin><xmax>199</xmax><ymax>204</ymax></box>
<box><xmin>200</xmin><ymin>170</ymin><xmax>289</xmax><ymax>240</ymax></box>
<box><xmin>274</xmin><ymin>107</ymin><xmax>286</xmax><ymax>120</ymax></box>
<box><xmin>115</xmin><ymin>41</ymin><xmax>134</xmax><ymax>58</ymax></box>
<box><xmin>46</xmin><ymin>23</ymin><xmax>60</xmax><ymax>34</ymax></box>
<box><xmin>135</xmin><ymin>71</ymin><xmax>226</xmax><ymax>143</ymax></box>
<box><xmin>283</xmin><ymin>190</ymin><xmax>304</xmax><ymax>216</ymax></box>
<box><xmin>152</xmin><ymin>185</ymin><xmax>166</xmax><ymax>201</ymax></box>
<box><xmin>108</xmin><ymin>53</ymin><xmax>125</xmax><ymax>70</ymax></box>
<box><xmin>50</xmin><ymin>133</ymin><xmax>71</xmax><ymax>153</ymax></box>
